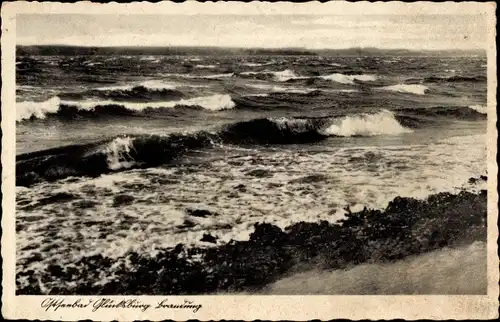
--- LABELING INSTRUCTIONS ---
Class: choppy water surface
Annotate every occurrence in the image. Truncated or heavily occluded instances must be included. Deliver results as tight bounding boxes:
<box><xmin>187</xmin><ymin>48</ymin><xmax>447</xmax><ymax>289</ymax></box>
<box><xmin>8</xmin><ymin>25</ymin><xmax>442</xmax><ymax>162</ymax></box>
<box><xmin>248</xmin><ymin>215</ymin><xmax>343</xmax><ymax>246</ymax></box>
<box><xmin>16</xmin><ymin>53</ymin><xmax>487</xmax><ymax>291</ymax></box>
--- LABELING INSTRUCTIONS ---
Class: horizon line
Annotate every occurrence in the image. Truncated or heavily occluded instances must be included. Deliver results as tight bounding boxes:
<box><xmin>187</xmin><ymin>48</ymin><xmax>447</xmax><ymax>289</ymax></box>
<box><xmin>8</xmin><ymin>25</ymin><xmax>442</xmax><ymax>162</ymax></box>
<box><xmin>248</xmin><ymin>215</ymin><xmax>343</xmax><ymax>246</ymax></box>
<box><xmin>16</xmin><ymin>44</ymin><xmax>486</xmax><ymax>52</ymax></box>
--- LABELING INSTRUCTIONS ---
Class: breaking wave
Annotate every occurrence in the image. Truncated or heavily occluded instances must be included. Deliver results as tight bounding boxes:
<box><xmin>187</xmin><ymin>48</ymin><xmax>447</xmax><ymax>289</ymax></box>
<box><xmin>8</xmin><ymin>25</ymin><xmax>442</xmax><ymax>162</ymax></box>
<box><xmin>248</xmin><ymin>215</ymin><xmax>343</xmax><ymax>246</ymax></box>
<box><xmin>16</xmin><ymin>105</ymin><xmax>485</xmax><ymax>185</ymax></box>
<box><xmin>323</xmin><ymin>110</ymin><xmax>413</xmax><ymax>137</ymax></box>
<box><xmin>195</xmin><ymin>64</ymin><xmax>217</xmax><ymax>69</ymax></box>
<box><xmin>239</xmin><ymin>69</ymin><xmax>305</xmax><ymax>82</ymax></box>
<box><xmin>395</xmin><ymin>105</ymin><xmax>488</xmax><ymax>121</ymax></box>
<box><xmin>174</xmin><ymin>73</ymin><xmax>234</xmax><ymax>80</ymax></box>
<box><xmin>239</xmin><ymin>70</ymin><xmax>377</xmax><ymax>84</ymax></box>
<box><xmin>96</xmin><ymin>80</ymin><xmax>179</xmax><ymax>91</ymax></box>
<box><xmin>17</xmin><ymin>96</ymin><xmax>61</xmax><ymax>121</ymax></box>
<box><xmin>245</xmin><ymin>83</ymin><xmax>317</xmax><ymax>94</ymax></box>
<box><xmin>241</xmin><ymin>62</ymin><xmax>275</xmax><ymax>67</ymax></box>
<box><xmin>380</xmin><ymin>84</ymin><xmax>429</xmax><ymax>95</ymax></box>
<box><xmin>17</xmin><ymin>94</ymin><xmax>236</xmax><ymax>121</ymax></box>
<box><xmin>468</xmin><ymin>105</ymin><xmax>487</xmax><ymax>114</ymax></box>
<box><xmin>319</xmin><ymin>73</ymin><xmax>377</xmax><ymax>84</ymax></box>
<box><xmin>17</xmin><ymin>110</ymin><xmax>415</xmax><ymax>186</ymax></box>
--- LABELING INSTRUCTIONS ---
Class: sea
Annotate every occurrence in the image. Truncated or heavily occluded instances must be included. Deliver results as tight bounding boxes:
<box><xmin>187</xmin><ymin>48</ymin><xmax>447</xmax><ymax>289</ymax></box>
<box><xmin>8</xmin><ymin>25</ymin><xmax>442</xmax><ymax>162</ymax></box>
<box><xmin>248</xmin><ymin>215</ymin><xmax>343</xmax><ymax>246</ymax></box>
<box><xmin>15</xmin><ymin>53</ymin><xmax>487</xmax><ymax>288</ymax></box>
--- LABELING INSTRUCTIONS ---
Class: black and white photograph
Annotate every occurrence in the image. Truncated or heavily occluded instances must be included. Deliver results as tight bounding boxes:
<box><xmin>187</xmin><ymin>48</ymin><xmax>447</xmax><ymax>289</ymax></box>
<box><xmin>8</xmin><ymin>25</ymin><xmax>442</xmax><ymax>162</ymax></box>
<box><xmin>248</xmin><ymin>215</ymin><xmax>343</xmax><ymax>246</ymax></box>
<box><xmin>1</xmin><ymin>1</ymin><xmax>498</xmax><ymax>320</ymax></box>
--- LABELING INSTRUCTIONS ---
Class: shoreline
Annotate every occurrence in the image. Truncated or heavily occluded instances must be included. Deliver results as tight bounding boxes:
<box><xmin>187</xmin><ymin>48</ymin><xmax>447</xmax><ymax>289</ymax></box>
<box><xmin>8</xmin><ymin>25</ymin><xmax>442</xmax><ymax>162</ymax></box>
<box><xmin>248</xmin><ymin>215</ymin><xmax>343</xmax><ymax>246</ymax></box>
<box><xmin>17</xmin><ymin>185</ymin><xmax>487</xmax><ymax>295</ymax></box>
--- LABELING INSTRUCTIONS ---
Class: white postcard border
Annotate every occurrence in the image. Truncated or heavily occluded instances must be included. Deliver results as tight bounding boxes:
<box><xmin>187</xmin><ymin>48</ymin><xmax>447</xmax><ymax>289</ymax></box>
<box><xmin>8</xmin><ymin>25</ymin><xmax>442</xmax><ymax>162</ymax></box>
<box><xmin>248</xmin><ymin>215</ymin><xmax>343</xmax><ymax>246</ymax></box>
<box><xmin>2</xmin><ymin>1</ymin><xmax>498</xmax><ymax>320</ymax></box>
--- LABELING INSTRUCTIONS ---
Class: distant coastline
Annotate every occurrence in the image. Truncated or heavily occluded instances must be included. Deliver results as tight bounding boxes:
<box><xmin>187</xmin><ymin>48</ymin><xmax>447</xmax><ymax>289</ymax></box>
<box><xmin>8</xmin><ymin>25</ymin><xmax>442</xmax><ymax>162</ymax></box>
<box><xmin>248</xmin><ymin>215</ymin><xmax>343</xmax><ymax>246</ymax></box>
<box><xmin>16</xmin><ymin>45</ymin><xmax>486</xmax><ymax>57</ymax></box>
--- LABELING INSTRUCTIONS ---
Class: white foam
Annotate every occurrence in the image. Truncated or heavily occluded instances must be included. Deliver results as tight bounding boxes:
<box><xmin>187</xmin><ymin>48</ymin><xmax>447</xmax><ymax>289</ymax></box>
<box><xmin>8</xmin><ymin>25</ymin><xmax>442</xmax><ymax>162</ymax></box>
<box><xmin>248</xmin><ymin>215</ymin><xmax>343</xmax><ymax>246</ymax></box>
<box><xmin>381</xmin><ymin>84</ymin><xmax>429</xmax><ymax>95</ymax></box>
<box><xmin>96</xmin><ymin>80</ymin><xmax>177</xmax><ymax>91</ymax></box>
<box><xmin>195</xmin><ymin>65</ymin><xmax>216</xmax><ymax>69</ymax></box>
<box><xmin>198</xmin><ymin>73</ymin><xmax>234</xmax><ymax>79</ymax></box>
<box><xmin>247</xmin><ymin>93</ymin><xmax>270</xmax><ymax>97</ymax></box>
<box><xmin>139</xmin><ymin>56</ymin><xmax>158</xmax><ymax>61</ymax></box>
<box><xmin>16</xmin><ymin>131</ymin><xmax>486</xmax><ymax>278</ymax></box>
<box><xmin>137</xmin><ymin>80</ymin><xmax>178</xmax><ymax>90</ymax></box>
<box><xmin>272</xmin><ymin>69</ymin><xmax>304</xmax><ymax>82</ymax></box>
<box><xmin>65</xmin><ymin>94</ymin><xmax>235</xmax><ymax>111</ymax></box>
<box><xmin>323</xmin><ymin>110</ymin><xmax>412</xmax><ymax>137</ymax></box>
<box><xmin>242</xmin><ymin>62</ymin><xmax>273</xmax><ymax>67</ymax></box>
<box><xmin>468</xmin><ymin>105</ymin><xmax>487</xmax><ymax>114</ymax></box>
<box><xmin>246</xmin><ymin>83</ymin><xmax>315</xmax><ymax>94</ymax></box>
<box><xmin>272</xmin><ymin>117</ymin><xmax>312</xmax><ymax>132</ymax></box>
<box><xmin>332</xmin><ymin>89</ymin><xmax>359</xmax><ymax>93</ymax></box>
<box><xmin>319</xmin><ymin>73</ymin><xmax>377</xmax><ymax>84</ymax></box>
<box><xmin>162</xmin><ymin>72</ymin><xmax>234</xmax><ymax>80</ymax></box>
<box><xmin>18</xmin><ymin>94</ymin><xmax>236</xmax><ymax>120</ymax></box>
<box><xmin>16</xmin><ymin>96</ymin><xmax>61</xmax><ymax>121</ymax></box>
<box><xmin>104</xmin><ymin>136</ymin><xmax>137</xmax><ymax>171</ymax></box>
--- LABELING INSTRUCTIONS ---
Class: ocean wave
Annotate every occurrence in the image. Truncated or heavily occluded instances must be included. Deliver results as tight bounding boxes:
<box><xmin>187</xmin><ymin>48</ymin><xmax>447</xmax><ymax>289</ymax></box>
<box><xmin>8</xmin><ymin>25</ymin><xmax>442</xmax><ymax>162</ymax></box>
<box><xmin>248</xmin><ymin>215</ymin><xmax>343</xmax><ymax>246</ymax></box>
<box><xmin>17</xmin><ymin>111</ymin><xmax>414</xmax><ymax>185</ymax></box>
<box><xmin>323</xmin><ymin>110</ymin><xmax>413</xmax><ymax>137</ymax></box>
<box><xmin>238</xmin><ymin>69</ymin><xmax>305</xmax><ymax>82</ymax></box>
<box><xmin>17</xmin><ymin>97</ymin><xmax>61</xmax><ymax>121</ymax></box>
<box><xmin>395</xmin><ymin>106</ymin><xmax>488</xmax><ymax>121</ymax></box>
<box><xmin>96</xmin><ymin>80</ymin><xmax>210</xmax><ymax>91</ymax></box>
<box><xmin>319</xmin><ymin>73</ymin><xmax>377</xmax><ymax>84</ymax></box>
<box><xmin>272</xmin><ymin>69</ymin><xmax>305</xmax><ymax>82</ymax></box>
<box><xmin>381</xmin><ymin>84</ymin><xmax>429</xmax><ymax>95</ymax></box>
<box><xmin>468</xmin><ymin>105</ymin><xmax>487</xmax><ymax>114</ymax></box>
<box><xmin>195</xmin><ymin>65</ymin><xmax>217</xmax><ymax>69</ymax></box>
<box><xmin>97</xmin><ymin>80</ymin><xmax>178</xmax><ymax>91</ymax></box>
<box><xmin>424</xmin><ymin>75</ymin><xmax>486</xmax><ymax>83</ymax></box>
<box><xmin>246</xmin><ymin>93</ymin><xmax>270</xmax><ymax>97</ymax></box>
<box><xmin>241</xmin><ymin>62</ymin><xmax>274</xmax><ymax>67</ymax></box>
<box><xmin>17</xmin><ymin>94</ymin><xmax>235</xmax><ymax>120</ymax></box>
<box><xmin>240</xmin><ymin>70</ymin><xmax>376</xmax><ymax>84</ymax></box>
<box><xmin>60</xmin><ymin>84</ymin><xmax>186</xmax><ymax>103</ymax></box>
<box><xmin>245</xmin><ymin>83</ymin><xmax>317</xmax><ymax>94</ymax></box>
<box><xmin>162</xmin><ymin>72</ymin><xmax>234</xmax><ymax>80</ymax></box>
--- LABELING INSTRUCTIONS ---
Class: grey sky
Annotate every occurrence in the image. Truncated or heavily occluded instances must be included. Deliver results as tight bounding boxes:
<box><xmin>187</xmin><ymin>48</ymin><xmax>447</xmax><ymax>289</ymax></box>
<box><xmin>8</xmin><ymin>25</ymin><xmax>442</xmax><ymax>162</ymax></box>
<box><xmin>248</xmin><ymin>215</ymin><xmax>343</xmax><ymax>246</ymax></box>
<box><xmin>17</xmin><ymin>14</ymin><xmax>487</xmax><ymax>50</ymax></box>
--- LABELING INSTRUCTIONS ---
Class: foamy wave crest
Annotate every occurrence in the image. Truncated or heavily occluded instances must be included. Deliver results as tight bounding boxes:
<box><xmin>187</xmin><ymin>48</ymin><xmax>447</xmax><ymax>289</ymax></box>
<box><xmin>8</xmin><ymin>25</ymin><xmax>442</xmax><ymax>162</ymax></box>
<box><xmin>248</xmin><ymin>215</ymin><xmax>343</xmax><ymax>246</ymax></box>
<box><xmin>381</xmin><ymin>84</ymin><xmax>429</xmax><ymax>95</ymax></box>
<box><xmin>18</xmin><ymin>94</ymin><xmax>235</xmax><ymax>120</ymax></box>
<box><xmin>104</xmin><ymin>136</ymin><xmax>137</xmax><ymax>170</ymax></box>
<box><xmin>242</xmin><ymin>62</ymin><xmax>274</xmax><ymax>67</ymax></box>
<box><xmin>272</xmin><ymin>69</ymin><xmax>304</xmax><ymax>82</ymax></box>
<box><xmin>197</xmin><ymin>73</ymin><xmax>234</xmax><ymax>79</ymax></box>
<box><xmin>319</xmin><ymin>73</ymin><xmax>377</xmax><ymax>84</ymax></box>
<box><xmin>468</xmin><ymin>105</ymin><xmax>487</xmax><ymax>114</ymax></box>
<box><xmin>64</xmin><ymin>94</ymin><xmax>235</xmax><ymax>112</ymax></box>
<box><xmin>246</xmin><ymin>83</ymin><xmax>315</xmax><ymax>94</ymax></box>
<box><xmin>238</xmin><ymin>69</ymin><xmax>306</xmax><ymax>82</ymax></box>
<box><xmin>246</xmin><ymin>93</ymin><xmax>270</xmax><ymax>97</ymax></box>
<box><xmin>174</xmin><ymin>94</ymin><xmax>235</xmax><ymax>111</ymax></box>
<box><xmin>273</xmin><ymin>117</ymin><xmax>315</xmax><ymax>132</ymax></box>
<box><xmin>96</xmin><ymin>80</ymin><xmax>177</xmax><ymax>91</ymax></box>
<box><xmin>195</xmin><ymin>64</ymin><xmax>216</xmax><ymax>69</ymax></box>
<box><xmin>323</xmin><ymin>110</ymin><xmax>412</xmax><ymax>137</ymax></box>
<box><xmin>163</xmin><ymin>73</ymin><xmax>234</xmax><ymax>80</ymax></box>
<box><xmin>17</xmin><ymin>97</ymin><xmax>61</xmax><ymax>121</ymax></box>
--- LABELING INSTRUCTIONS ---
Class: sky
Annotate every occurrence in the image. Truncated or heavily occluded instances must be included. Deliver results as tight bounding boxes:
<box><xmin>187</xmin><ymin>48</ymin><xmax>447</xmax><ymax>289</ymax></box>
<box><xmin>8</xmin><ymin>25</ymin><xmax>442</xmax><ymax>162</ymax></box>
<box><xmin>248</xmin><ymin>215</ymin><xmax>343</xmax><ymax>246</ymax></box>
<box><xmin>16</xmin><ymin>14</ymin><xmax>487</xmax><ymax>50</ymax></box>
